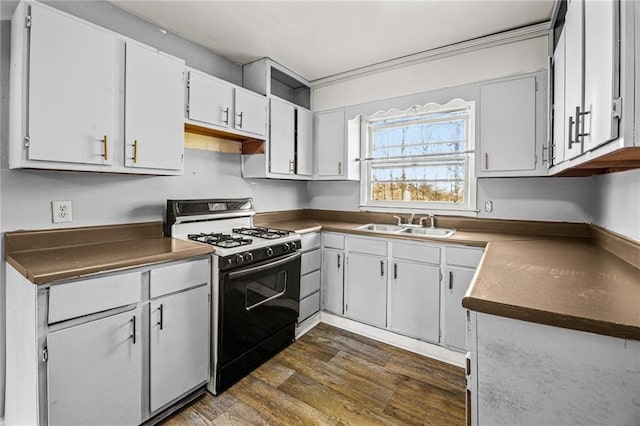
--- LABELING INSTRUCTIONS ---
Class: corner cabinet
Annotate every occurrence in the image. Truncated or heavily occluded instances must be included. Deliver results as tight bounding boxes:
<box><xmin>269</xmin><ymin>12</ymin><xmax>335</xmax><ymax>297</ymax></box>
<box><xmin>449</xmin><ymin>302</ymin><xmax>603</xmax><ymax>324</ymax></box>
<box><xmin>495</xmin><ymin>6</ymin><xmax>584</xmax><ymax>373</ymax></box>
<box><xmin>9</xmin><ymin>2</ymin><xmax>185</xmax><ymax>175</ymax></box>
<box><xmin>478</xmin><ymin>72</ymin><xmax>548</xmax><ymax>177</ymax></box>
<box><xmin>5</xmin><ymin>257</ymin><xmax>210</xmax><ymax>425</ymax></box>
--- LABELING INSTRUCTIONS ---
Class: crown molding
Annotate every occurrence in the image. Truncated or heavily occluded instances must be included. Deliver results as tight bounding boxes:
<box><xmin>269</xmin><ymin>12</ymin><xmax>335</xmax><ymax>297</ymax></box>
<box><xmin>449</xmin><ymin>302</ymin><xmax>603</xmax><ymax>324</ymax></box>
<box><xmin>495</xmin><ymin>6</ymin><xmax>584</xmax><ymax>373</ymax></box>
<box><xmin>311</xmin><ymin>21</ymin><xmax>551</xmax><ymax>89</ymax></box>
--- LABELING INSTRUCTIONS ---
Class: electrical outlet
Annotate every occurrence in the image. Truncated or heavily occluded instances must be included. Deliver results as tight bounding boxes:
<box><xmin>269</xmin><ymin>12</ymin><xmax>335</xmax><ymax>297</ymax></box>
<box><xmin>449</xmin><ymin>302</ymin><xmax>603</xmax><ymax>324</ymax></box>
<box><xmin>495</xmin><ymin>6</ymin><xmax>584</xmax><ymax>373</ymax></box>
<box><xmin>484</xmin><ymin>200</ymin><xmax>494</xmax><ymax>213</ymax></box>
<box><xmin>51</xmin><ymin>200</ymin><xmax>73</xmax><ymax>223</ymax></box>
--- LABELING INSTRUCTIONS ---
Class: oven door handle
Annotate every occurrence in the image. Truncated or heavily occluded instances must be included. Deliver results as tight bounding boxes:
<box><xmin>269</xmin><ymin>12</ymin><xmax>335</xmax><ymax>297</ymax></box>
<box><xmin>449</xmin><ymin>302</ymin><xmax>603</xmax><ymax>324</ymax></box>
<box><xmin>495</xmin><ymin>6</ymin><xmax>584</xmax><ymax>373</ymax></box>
<box><xmin>226</xmin><ymin>252</ymin><xmax>301</xmax><ymax>280</ymax></box>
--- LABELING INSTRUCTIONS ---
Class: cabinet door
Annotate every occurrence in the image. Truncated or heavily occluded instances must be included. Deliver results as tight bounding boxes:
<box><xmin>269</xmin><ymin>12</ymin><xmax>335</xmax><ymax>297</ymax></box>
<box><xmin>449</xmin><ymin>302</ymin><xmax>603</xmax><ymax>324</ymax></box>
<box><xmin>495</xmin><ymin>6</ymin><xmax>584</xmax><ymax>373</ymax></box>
<box><xmin>187</xmin><ymin>72</ymin><xmax>232</xmax><ymax>128</ymax></box>
<box><xmin>322</xmin><ymin>248</ymin><xmax>344</xmax><ymax>315</ymax></box>
<box><xmin>315</xmin><ymin>110</ymin><xmax>346</xmax><ymax>177</ymax></box>
<box><xmin>345</xmin><ymin>253</ymin><xmax>387</xmax><ymax>328</ymax></box>
<box><xmin>235</xmin><ymin>89</ymin><xmax>267</xmax><ymax>137</ymax></box>
<box><xmin>125</xmin><ymin>43</ymin><xmax>185</xmax><ymax>171</ymax></box>
<box><xmin>480</xmin><ymin>77</ymin><xmax>537</xmax><ymax>173</ymax></box>
<box><xmin>390</xmin><ymin>260</ymin><xmax>440</xmax><ymax>342</ymax></box>
<box><xmin>564</xmin><ymin>0</ymin><xmax>584</xmax><ymax>161</ymax></box>
<box><xmin>552</xmin><ymin>30</ymin><xmax>566</xmax><ymax>165</ymax></box>
<box><xmin>47</xmin><ymin>308</ymin><xmax>142</xmax><ymax>426</ymax></box>
<box><xmin>28</xmin><ymin>5</ymin><xmax>117</xmax><ymax>166</ymax></box>
<box><xmin>269</xmin><ymin>98</ymin><xmax>295</xmax><ymax>174</ymax></box>
<box><xmin>296</xmin><ymin>107</ymin><xmax>314</xmax><ymax>176</ymax></box>
<box><xmin>150</xmin><ymin>285</ymin><xmax>209</xmax><ymax>412</ymax></box>
<box><xmin>444</xmin><ymin>267</ymin><xmax>476</xmax><ymax>350</ymax></box>
<box><xmin>583</xmin><ymin>0</ymin><xmax>619</xmax><ymax>152</ymax></box>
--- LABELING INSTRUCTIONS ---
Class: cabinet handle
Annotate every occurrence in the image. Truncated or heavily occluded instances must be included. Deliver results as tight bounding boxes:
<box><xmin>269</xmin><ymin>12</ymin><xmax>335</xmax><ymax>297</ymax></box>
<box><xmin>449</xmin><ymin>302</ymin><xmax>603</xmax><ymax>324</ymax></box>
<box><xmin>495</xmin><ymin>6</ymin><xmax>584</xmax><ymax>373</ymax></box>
<box><xmin>449</xmin><ymin>271</ymin><xmax>454</xmax><ymax>290</ymax></box>
<box><xmin>484</xmin><ymin>153</ymin><xmax>489</xmax><ymax>170</ymax></box>
<box><xmin>223</xmin><ymin>107</ymin><xmax>230</xmax><ymax>125</ymax></box>
<box><xmin>130</xmin><ymin>316</ymin><xmax>137</xmax><ymax>344</ymax></box>
<box><xmin>337</xmin><ymin>253</ymin><xmax>341</xmax><ymax>269</ymax></box>
<box><xmin>576</xmin><ymin>106</ymin><xmax>590</xmax><ymax>140</ymax></box>
<box><xmin>289</xmin><ymin>159</ymin><xmax>295</xmax><ymax>174</ymax></box>
<box><xmin>393</xmin><ymin>263</ymin><xmax>398</xmax><ymax>280</ymax></box>
<box><xmin>132</xmin><ymin>140</ymin><xmax>138</xmax><ymax>163</ymax></box>
<box><xmin>338</xmin><ymin>161</ymin><xmax>342</xmax><ymax>175</ymax></box>
<box><xmin>567</xmin><ymin>116</ymin><xmax>575</xmax><ymax>147</ymax></box>
<box><xmin>157</xmin><ymin>304</ymin><xmax>164</xmax><ymax>330</ymax></box>
<box><xmin>237</xmin><ymin>111</ymin><xmax>244</xmax><ymax>128</ymax></box>
<box><xmin>102</xmin><ymin>135</ymin><xmax>108</xmax><ymax>161</ymax></box>
<box><xmin>380</xmin><ymin>261</ymin><xmax>384</xmax><ymax>277</ymax></box>
<box><xmin>574</xmin><ymin>106</ymin><xmax>581</xmax><ymax>146</ymax></box>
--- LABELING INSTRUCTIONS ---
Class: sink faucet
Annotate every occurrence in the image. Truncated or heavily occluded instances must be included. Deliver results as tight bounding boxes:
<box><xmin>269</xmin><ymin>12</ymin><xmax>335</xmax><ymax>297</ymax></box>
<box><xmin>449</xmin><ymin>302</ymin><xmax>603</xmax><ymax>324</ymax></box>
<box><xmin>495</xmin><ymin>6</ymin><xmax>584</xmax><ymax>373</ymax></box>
<box><xmin>393</xmin><ymin>215</ymin><xmax>402</xmax><ymax>226</ymax></box>
<box><xmin>419</xmin><ymin>214</ymin><xmax>436</xmax><ymax>228</ymax></box>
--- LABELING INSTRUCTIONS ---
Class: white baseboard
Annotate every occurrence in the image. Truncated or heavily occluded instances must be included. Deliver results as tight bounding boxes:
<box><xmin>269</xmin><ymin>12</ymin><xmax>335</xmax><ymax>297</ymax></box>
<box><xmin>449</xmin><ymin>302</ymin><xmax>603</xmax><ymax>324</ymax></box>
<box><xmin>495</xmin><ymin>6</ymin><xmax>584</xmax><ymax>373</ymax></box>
<box><xmin>295</xmin><ymin>312</ymin><xmax>321</xmax><ymax>339</ymax></box>
<box><xmin>320</xmin><ymin>312</ymin><xmax>465</xmax><ymax>368</ymax></box>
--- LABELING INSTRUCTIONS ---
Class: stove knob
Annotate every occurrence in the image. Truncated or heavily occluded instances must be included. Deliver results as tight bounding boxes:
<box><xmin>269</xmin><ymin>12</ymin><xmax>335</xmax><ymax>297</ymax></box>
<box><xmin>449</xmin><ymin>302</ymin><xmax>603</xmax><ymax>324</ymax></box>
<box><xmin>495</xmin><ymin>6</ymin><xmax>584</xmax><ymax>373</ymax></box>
<box><xmin>234</xmin><ymin>254</ymin><xmax>245</xmax><ymax>264</ymax></box>
<box><xmin>225</xmin><ymin>258</ymin><xmax>234</xmax><ymax>266</ymax></box>
<box><xmin>282</xmin><ymin>242</ymin><xmax>291</xmax><ymax>252</ymax></box>
<box><xmin>289</xmin><ymin>241</ymin><xmax>298</xmax><ymax>250</ymax></box>
<box><xmin>244</xmin><ymin>252</ymin><xmax>254</xmax><ymax>262</ymax></box>
<box><xmin>265</xmin><ymin>247</ymin><xmax>274</xmax><ymax>257</ymax></box>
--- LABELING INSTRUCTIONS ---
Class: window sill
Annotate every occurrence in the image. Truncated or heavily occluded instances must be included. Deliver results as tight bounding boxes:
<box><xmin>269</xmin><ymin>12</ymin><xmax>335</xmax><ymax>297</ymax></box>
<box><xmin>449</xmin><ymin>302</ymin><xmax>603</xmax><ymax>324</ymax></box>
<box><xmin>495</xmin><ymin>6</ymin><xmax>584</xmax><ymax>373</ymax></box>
<box><xmin>359</xmin><ymin>205</ymin><xmax>479</xmax><ymax>218</ymax></box>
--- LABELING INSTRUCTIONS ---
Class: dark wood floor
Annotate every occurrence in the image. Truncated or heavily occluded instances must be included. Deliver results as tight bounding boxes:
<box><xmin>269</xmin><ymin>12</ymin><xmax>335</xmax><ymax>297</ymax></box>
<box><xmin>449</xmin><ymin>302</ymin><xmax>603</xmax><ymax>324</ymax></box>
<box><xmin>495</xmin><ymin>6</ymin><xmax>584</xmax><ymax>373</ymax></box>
<box><xmin>164</xmin><ymin>323</ymin><xmax>466</xmax><ymax>425</ymax></box>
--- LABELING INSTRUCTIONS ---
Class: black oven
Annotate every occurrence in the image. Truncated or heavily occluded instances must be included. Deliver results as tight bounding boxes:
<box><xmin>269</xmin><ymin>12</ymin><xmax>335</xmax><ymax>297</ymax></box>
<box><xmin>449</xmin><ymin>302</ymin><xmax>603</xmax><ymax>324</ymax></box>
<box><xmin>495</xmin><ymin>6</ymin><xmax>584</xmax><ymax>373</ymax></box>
<box><xmin>214</xmin><ymin>251</ymin><xmax>301</xmax><ymax>393</ymax></box>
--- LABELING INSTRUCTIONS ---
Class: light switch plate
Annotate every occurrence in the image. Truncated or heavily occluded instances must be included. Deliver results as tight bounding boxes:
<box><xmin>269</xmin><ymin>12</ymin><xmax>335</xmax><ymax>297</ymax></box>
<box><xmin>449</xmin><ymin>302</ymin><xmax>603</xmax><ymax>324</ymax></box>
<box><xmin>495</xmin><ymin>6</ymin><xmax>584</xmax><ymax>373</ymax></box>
<box><xmin>51</xmin><ymin>200</ymin><xmax>73</xmax><ymax>223</ymax></box>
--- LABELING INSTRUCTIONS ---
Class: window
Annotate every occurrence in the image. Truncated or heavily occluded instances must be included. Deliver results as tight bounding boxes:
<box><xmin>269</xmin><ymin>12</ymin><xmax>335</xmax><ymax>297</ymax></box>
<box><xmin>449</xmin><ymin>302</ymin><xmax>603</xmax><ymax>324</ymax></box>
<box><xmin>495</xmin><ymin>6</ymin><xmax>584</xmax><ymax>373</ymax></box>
<box><xmin>360</xmin><ymin>99</ymin><xmax>476</xmax><ymax>213</ymax></box>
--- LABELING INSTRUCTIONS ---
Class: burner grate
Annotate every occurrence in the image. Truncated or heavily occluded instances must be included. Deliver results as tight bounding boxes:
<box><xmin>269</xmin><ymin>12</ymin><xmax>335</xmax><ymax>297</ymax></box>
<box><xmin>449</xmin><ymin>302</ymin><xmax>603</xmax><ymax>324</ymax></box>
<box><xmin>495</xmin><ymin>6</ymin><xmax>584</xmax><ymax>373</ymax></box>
<box><xmin>188</xmin><ymin>233</ymin><xmax>253</xmax><ymax>248</ymax></box>
<box><xmin>232</xmin><ymin>227</ymin><xmax>291</xmax><ymax>240</ymax></box>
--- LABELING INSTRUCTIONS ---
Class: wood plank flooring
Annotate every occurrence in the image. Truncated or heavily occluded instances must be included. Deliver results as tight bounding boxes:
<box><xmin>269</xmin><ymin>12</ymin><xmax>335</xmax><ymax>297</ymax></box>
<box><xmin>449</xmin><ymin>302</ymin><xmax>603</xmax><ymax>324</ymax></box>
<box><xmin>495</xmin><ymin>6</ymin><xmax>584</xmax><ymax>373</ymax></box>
<box><xmin>163</xmin><ymin>323</ymin><xmax>466</xmax><ymax>425</ymax></box>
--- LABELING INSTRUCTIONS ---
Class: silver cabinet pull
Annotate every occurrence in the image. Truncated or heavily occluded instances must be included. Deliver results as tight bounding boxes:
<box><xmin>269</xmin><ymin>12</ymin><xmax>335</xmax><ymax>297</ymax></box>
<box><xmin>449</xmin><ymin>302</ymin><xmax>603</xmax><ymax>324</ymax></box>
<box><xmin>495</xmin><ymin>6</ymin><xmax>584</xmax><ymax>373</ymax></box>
<box><xmin>484</xmin><ymin>153</ymin><xmax>489</xmax><ymax>170</ymax></box>
<box><xmin>222</xmin><ymin>107</ymin><xmax>230</xmax><ymax>125</ymax></box>
<box><xmin>568</xmin><ymin>116</ymin><xmax>575</xmax><ymax>147</ymax></box>
<box><xmin>393</xmin><ymin>263</ymin><xmax>398</xmax><ymax>280</ymax></box>
<box><xmin>337</xmin><ymin>253</ymin><xmax>341</xmax><ymax>269</ymax></box>
<box><xmin>380</xmin><ymin>261</ymin><xmax>384</xmax><ymax>277</ymax></box>
<box><xmin>237</xmin><ymin>111</ymin><xmax>244</xmax><ymax>128</ymax></box>
<box><xmin>449</xmin><ymin>271</ymin><xmax>454</xmax><ymax>290</ymax></box>
<box><xmin>157</xmin><ymin>304</ymin><xmax>164</xmax><ymax>330</ymax></box>
<box><xmin>574</xmin><ymin>106</ymin><xmax>581</xmax><ymax>145</ymax></box>
<box><xmin>130</xmin><ymin>316</ymin><xmax>136</xmax><ymax>344</ymax></box>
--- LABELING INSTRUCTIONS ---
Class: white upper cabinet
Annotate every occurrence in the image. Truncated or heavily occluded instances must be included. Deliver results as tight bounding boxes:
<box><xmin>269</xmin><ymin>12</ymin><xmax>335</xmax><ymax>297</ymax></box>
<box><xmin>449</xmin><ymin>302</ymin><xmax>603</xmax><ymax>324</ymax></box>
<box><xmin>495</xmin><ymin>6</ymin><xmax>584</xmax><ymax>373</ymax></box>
<box><xmin>235</xmin><ymin>88</ymin><xmax>267</xmax><ymax>137</ymax></box>
<box><xmin>315</xmin><ymin>110</ymin><xmax>346</xmax><ymax>178</ymax></box>
<box><xmin>269</xmin><ymin>97</ymin><xmax>296</xmax><ymax>174</ymax></box>
<box><xmin>124</xmin><ymin>42</ymin><xmax>185</xmax><ymax>172</ymax></box>
<box><xmin>563</xmin><ymin>0</ymin><xmax>585</xmax><ymax>161</ymax></box>
<box><xmin>479</xmin><ymin>74</ymin><xmax>547</xmax><ymax>177</ymax></box>
<box><xmin>187</xmin><ymin>71</ymin><xmax>233</xmax><ymax>129</ymax></box>
<box><xmin>20</xmin><ymin>4</ymin><xmax>118</xmax><ymax>168</ymax></box>
<box><xmin>552</xmin><ymin>30</ymin><xmax>567</xmax><ymax>165</ymax></box>
<box><xmin>9</xmin><ymin>2</ymin><xmax>185</xmax><ymax>175</ymax></box>
<box><xmin>296</xmin><ymin>107</ymin><xmax>314</xmax><ymax>176</ymax></box>
<box><xmin>582</xmin><ymin>0</ymin><xmax>619</xmax><ymax>152</ymax></box>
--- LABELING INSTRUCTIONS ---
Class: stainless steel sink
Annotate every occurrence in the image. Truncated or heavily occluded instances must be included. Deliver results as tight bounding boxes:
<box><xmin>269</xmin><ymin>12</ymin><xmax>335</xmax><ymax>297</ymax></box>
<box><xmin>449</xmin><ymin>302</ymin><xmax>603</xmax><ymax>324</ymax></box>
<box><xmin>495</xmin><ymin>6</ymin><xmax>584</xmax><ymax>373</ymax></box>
<box><xmin>399</xmin><ymin>227</ymin><xmax>456</xmax><ymax>238</ymax></box>
<box><xmin>354</xmin><ymin>223</ymin><xmax>456</xmax><ymax>238</ymax></box>
<box><xmin>355</xmin><ymin>223</ymin><xmax>406</xmax><ymax>232</ymax></box>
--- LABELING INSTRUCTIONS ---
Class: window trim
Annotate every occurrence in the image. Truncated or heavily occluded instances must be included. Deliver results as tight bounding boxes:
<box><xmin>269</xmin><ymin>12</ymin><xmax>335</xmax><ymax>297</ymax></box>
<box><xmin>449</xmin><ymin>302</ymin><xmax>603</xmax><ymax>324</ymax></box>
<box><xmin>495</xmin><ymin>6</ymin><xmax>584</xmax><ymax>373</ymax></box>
<box><xmin>359</xmin><ymin>99</ymin><xmax>477</xmax><ymax>214</ymax></box>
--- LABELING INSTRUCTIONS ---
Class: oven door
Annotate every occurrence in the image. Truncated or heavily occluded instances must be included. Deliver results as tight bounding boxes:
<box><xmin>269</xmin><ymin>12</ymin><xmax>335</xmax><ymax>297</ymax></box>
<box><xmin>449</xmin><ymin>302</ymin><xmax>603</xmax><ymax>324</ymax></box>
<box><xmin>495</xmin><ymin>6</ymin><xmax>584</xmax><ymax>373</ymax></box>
<box><xmin>218</xmin><ymin>251</ymin><xmax>301</xmax><ymax>365</ymax></box>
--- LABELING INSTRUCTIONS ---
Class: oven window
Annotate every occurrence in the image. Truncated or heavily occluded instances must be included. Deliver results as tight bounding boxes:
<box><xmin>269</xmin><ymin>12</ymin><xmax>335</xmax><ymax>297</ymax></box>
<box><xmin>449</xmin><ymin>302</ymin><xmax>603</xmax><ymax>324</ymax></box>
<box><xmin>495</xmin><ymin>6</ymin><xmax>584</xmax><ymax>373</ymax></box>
<box><xmin>245</xmin><ymin>271</ymin><xmax>287</xmax><ymax>310</ymax></box>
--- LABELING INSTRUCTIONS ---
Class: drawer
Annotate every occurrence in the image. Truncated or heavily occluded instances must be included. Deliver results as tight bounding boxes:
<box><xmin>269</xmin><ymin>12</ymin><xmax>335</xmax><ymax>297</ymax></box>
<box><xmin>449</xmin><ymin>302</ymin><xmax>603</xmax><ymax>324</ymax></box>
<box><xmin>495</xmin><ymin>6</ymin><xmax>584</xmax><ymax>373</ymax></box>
<box><xmin>301</xmin><ymin>250</ymin><xmax>321</xmax><ymax>275</ymax></box>
<box><xmin>348</xmin><ymin>236</ymin><xmax>387</xmax><ymax>256</ymax></box>
<box><xmin>300</xmin><ymin>270</ymin><xmax>320</xmax><ymax>299</ymax></box>
<box><xmin>393</xmin><ymin>241</ymin><xmax>440</xmax><ymax>264</ymax></box>
<box><xmin>48</xmin><ymin>271</ymin><xmax>141</xmax><ymax>324</ymax></box>
<box><xmin>150</xmin><ymin>258</ymin><xmax>210</xmax><ymax>298</ymax></box>
<box><xmin>323</xmin><ymin>233</ymin><xmax>345</xmax><ymax>250</ymax></box>
<box><xmin>301</xmin><ymin>232</ymin><xmax>321</xmax><ymax>251</ymax></box>
<box><xmin>298</xmin><ymin>291</ymin><xmax>320</xmax><ymax>323</ymax></box>
<box><xmin>447</xmin><ymin>246</ymin><xmax>484</xmax><ymax>268</ymax></box>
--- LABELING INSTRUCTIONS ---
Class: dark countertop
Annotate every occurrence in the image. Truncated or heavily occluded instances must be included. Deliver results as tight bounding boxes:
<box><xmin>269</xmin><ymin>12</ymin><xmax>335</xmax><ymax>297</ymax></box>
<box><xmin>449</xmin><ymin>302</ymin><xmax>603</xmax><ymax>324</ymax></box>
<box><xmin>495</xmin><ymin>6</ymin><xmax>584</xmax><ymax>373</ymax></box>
<box><xmin>258</xmin><ymin>216</ymin><xmax>640</xmax><ymax>341</ymax></box>
<box><xmin>5</xmin><ymin>222</ymin><xmax>214</xmax><ymax>285</ymax></box>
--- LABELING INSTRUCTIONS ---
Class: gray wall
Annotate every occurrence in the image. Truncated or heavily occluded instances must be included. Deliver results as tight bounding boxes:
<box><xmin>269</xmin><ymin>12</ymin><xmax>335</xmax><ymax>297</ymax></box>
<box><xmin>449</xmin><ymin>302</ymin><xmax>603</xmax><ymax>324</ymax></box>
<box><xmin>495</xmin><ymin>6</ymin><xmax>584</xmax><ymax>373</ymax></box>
<box><xmin>592</xmin><ymin>169</ymin><xmax>640</xmax><ymax>240</ymax></box>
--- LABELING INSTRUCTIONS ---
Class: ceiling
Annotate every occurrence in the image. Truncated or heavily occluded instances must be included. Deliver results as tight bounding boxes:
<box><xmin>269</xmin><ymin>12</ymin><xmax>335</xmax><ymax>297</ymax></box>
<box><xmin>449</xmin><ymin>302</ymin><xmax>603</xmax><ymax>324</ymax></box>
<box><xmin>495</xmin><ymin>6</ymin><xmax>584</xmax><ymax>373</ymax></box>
<box><xmin>111</xmin><ymin>1</ymin><xmax>553</xmax><ymax>82</ymax></box>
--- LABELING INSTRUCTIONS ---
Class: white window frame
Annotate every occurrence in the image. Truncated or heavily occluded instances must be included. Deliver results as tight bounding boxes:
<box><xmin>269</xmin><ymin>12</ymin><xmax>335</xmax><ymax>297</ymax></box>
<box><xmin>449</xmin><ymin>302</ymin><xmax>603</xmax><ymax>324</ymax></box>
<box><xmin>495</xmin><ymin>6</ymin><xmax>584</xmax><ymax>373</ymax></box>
<box><xmin>359</xmin><ymin>99</ymin><xmax>477</xmax><ymax>216</ymax></box>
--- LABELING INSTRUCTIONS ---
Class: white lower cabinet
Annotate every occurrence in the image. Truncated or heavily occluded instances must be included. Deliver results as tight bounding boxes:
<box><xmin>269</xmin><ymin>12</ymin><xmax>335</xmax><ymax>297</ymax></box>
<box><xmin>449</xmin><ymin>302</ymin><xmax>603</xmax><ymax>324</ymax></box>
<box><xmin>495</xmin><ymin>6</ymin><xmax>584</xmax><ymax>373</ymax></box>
<box><xmin>5</xmin><ymin>256</ymin><xmax>210</xmax><ymax>426</ymax></box>
<box><xmin>390</xmin><ymin>260</ymin><xmax>440</xmax><ymax>342</ymax></box>
<box><xmin>149</xmin><ymin>285</ymin><xmax>209</xmax><ymax>413</ymax></box>
<box><xmin>345</xmin><ymin>252</ymin><xmax>387</xmax><ymax>328</ymax></box>
<box><xmin>298</xmin><ymin>232</ymin><xmax>322</xmax><ymax>325</ymax></box>
<box><xmin>320</xmin><ymin>232</ymin><xmax>484</xmax><ymax>352</ymax></box>
<box><xmin>47</xmin><ymin>308</ymin><xmax>142</xmax><ymax>426</ymax></box>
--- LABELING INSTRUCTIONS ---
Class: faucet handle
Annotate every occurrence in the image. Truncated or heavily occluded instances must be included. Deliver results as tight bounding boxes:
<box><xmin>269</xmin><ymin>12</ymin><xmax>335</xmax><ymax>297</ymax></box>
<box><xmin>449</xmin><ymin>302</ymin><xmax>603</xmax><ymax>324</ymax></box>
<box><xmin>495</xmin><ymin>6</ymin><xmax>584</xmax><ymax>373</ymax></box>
<box><xmin>419</xmin><ymin>217</ymin><xmax>428</xmax><ymax>226</ymax></box>
<box><xmin>393</xmin><ymin>215</ymin><xmax>402</xmax><ymax>226</ymax></box>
